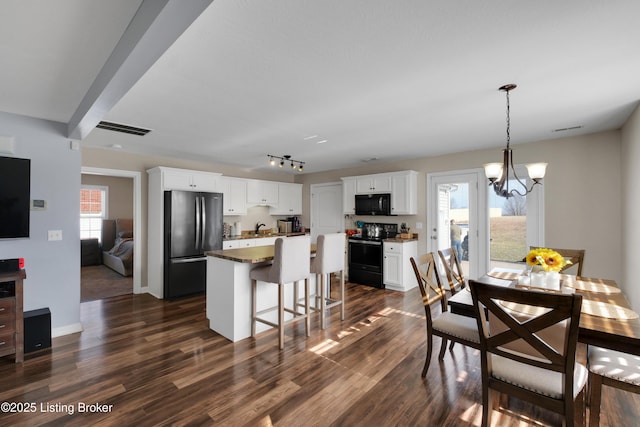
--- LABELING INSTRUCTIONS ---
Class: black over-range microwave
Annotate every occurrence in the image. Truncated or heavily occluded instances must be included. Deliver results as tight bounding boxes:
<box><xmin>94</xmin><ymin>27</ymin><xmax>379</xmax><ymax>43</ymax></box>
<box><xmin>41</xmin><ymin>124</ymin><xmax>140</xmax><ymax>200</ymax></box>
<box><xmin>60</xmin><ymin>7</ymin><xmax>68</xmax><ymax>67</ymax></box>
<box><xmin>355</xmin><ymin>193</ymin><xmax>392</xmax><ymax>216</ymax></box>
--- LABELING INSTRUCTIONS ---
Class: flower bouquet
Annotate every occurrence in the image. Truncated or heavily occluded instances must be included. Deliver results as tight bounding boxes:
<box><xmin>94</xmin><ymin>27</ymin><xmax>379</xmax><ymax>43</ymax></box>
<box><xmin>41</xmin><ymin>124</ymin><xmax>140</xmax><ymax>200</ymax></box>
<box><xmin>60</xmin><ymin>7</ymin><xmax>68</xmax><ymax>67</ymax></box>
<box><xmin>525</xmin><ymin>248</ymin><xmax>572</xmax><ymax>273</ymax></box>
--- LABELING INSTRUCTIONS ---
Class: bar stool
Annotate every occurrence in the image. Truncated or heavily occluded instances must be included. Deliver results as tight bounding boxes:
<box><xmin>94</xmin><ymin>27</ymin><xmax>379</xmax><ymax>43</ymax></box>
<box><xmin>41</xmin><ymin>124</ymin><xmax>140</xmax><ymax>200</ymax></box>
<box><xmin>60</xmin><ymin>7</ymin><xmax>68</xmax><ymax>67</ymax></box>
<box><xmin>250</xmin><ymin>235</ymin><xmax>311</xmax><ymax>349</ymax></box>
<box><xmin>310</xmin><ymin>233</ymin><xmax>346</xmax><ymax>329</ymax></box>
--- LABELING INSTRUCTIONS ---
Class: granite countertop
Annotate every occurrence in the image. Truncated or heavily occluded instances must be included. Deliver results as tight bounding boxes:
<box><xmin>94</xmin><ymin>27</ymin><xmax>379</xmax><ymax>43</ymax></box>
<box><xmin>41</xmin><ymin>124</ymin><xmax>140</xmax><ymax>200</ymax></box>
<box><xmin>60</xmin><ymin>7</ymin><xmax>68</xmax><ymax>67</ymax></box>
<box><xmin>223</xmin><ymin>232</ymin><xmax>307</xmax><ymax>241</ymax></box>
<box><xmin>208</xmin><ymin>243</ymin><xmax>317</xmax><ymax>264</ymax></box>
<box><xmin>384</xmin><ymin>237</ymin><xmax>419</xmax><ymax>243</ymax></box>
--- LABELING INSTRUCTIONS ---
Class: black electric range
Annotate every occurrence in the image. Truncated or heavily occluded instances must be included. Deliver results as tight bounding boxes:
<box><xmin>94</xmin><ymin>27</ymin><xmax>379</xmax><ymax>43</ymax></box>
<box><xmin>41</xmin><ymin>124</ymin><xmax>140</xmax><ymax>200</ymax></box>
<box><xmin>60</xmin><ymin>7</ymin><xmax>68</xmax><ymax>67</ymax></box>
<box><xmin>348</xmin><ymin>223</ymin><xmax>398</xmax><ymax>288</ymax></box>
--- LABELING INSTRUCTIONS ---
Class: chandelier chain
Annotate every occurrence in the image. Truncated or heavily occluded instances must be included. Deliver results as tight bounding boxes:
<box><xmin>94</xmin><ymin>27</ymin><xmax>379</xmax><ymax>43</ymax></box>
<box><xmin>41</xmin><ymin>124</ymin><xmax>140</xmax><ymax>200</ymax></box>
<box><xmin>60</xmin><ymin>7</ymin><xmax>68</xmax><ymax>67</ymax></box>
<box><xmin>505</xmin><ymin>89</ymin><xmax>511</xmax><ymax>149</ymax></box>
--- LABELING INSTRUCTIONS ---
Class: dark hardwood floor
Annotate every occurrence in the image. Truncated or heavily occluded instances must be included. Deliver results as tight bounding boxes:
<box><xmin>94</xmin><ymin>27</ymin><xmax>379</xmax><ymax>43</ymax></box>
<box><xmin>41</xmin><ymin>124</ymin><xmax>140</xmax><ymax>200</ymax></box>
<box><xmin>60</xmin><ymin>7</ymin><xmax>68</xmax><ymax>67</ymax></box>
<box><xmin>1</xmin><ymin>281</ymin><xmax>638</xmax><ymax>426</ymax></box>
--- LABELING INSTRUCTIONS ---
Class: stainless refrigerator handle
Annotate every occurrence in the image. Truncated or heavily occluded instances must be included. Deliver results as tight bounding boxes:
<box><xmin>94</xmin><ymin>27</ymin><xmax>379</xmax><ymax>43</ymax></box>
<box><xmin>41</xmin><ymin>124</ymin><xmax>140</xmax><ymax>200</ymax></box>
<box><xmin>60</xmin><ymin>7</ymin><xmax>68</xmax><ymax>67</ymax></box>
<box><xmin>195</xmin><ymin>196</ymin><xmax>201</xmax><ymax>250</ymax></box>
<box><xmin>201</xmin><ymin>196</ymin><xmax>207</xmax><ymax>250</ymax></box>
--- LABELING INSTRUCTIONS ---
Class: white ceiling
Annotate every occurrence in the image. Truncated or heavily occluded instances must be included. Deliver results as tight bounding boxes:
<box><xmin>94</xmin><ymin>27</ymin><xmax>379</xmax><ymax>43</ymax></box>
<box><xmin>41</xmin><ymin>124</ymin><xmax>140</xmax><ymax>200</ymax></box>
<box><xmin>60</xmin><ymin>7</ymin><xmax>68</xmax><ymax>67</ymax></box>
<box><xmin>2</xmin><ymin>0</ymin><xmax>640</xmax><ymax>174</ymax></box>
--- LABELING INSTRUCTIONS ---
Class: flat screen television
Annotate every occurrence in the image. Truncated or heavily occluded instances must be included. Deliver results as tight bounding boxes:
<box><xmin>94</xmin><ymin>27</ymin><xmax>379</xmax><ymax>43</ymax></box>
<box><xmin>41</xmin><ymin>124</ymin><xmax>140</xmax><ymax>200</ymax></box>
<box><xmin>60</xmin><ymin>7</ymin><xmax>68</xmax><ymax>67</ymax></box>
<box><xmin>0</xmin><ymin>156</ymin><xmax>31</xmax><ymax>239</ymax></box>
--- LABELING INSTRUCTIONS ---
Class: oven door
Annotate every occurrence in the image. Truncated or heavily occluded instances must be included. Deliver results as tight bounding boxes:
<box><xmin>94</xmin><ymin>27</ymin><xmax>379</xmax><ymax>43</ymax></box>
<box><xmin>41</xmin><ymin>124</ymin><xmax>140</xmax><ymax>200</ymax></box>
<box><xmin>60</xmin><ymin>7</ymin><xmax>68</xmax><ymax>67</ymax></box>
<box><xmin>348</xmin><ymin>240</ymin><xmax>383</xmax><ymax>272</ymax></box>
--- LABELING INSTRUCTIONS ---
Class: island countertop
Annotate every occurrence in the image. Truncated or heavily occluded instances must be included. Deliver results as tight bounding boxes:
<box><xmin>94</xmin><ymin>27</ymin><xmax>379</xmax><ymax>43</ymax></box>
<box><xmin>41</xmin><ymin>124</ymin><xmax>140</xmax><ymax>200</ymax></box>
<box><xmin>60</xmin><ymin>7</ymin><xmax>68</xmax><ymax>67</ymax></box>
<box><xmin>207</xmin><ymin>243</ymin><xmax>317</xmax><ymax>264</ymax></box>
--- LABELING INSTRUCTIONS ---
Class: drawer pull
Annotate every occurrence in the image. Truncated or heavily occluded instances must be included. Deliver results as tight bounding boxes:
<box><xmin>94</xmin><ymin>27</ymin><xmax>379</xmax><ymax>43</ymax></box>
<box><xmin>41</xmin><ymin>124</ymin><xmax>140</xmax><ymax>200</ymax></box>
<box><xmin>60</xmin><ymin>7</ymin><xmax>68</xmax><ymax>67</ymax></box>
<box><xmin>0</xmin><ymin>341</ymin><xmax>5</xmax><ymax>346</ymax></box>
<box><xmin>0</xmin><ymin>324</ymin><xmax>5</xmax><ymax>328</ymax></box>
<box><xmin>0</xmin><ymin>308</ymin><xmax>5</xmax><ymax>312</ymax></box>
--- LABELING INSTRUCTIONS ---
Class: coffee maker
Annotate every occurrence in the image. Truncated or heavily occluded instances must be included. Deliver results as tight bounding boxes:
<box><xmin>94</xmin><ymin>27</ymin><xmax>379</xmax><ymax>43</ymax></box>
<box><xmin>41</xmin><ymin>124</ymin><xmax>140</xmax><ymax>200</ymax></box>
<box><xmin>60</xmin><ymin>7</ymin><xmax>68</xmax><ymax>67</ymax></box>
<box><xmin>287</xmin><ymin>216</ymin><xmax>301</xmax><ymax>232</ymax></box>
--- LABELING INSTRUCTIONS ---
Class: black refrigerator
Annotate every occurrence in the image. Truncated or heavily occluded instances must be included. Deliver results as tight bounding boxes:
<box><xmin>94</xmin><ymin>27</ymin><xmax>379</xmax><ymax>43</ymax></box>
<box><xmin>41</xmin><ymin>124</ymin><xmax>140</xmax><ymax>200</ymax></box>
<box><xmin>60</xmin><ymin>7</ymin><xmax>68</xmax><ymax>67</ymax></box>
<box><xmin>164</xmin><ymin>190</ymin><xmax>223</xmax><ymax>299</ymax></box>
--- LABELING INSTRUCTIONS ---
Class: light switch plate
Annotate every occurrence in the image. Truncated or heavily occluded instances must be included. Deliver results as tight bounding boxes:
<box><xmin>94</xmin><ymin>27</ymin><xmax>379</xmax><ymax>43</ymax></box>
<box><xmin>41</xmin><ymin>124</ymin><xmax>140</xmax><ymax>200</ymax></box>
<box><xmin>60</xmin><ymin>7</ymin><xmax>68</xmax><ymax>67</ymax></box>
<box><xmin>48</xmin><ymin>230</ymin><xmax>62</xmax><ymax>241</ymax></box>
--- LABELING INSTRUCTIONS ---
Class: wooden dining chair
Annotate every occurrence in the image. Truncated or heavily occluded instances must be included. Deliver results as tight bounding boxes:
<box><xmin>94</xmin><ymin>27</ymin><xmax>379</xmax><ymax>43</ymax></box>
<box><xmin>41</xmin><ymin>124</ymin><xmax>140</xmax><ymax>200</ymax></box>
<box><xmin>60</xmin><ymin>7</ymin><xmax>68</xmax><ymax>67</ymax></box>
<box><xmin>587</xmin><ymin>346</ymin><xmax>640</xmax><ymax>426</ymax></box>
<box><xmin>437</xmin><ymin>247</ymin><xmax>466</xmax><ymax>295</ymax></box>
<box><xmin>469</xmin><ymin>280</ymin><xmax>586</xmax><ymax>427</ymax></box>
<box><xmin>529</xmin><ymin>246</ymin><xmax>585</xmax><ymax>276</ymax></box>
<box><xmin>410</xmin><ymin>254</ymin><xmax>479</xmax><ymax>377</ymax></box>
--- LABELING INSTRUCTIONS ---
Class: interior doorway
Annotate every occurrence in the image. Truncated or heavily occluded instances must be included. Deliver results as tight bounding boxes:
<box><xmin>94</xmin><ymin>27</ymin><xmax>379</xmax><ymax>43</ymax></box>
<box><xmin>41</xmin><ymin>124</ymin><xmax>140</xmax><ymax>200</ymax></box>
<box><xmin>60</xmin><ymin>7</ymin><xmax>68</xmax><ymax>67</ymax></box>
<box><xmin>81</xmin><ymin>167</ymin><xmax>142</xmax><ymax>296</ymax></box>
<box><xmin>310</xmin><ymin>182</ymin><xmax>343</xmax><ymax>243</ymax></box>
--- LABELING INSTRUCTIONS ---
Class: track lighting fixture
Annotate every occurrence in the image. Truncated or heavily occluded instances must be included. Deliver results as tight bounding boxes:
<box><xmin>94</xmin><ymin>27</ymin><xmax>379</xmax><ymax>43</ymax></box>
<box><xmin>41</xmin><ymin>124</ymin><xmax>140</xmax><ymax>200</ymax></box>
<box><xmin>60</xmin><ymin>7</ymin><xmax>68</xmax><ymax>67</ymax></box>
<box><xmin>267</xmin><ymin>154</ymin><xmax>305</xmax><ymax>172</ymax></box>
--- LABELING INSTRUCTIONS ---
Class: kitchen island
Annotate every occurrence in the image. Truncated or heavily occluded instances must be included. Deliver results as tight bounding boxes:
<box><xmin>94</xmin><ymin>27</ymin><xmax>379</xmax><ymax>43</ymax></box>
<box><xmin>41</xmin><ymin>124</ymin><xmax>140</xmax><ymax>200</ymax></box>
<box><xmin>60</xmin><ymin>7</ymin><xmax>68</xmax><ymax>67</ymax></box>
<box><xmin>206</xmin><ymin>243</ymin><xmax>316</xmax><ymax>342</ymax></box>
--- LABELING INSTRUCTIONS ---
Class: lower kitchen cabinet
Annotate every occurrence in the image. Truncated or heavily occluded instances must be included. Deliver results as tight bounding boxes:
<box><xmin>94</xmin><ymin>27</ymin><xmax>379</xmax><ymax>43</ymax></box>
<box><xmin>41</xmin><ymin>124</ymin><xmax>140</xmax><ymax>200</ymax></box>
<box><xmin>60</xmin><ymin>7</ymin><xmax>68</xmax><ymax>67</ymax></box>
<box><xmin>383</xmin><ymin>240</ymin><xmax>418</xmax><ymax>291</ymax></box>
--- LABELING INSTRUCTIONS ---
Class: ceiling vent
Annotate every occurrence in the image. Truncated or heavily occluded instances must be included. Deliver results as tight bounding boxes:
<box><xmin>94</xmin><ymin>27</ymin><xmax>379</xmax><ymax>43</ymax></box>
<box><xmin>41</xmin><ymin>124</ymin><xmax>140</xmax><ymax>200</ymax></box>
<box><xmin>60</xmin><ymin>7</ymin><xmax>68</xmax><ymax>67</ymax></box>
<box><xmin>96</xmin><ymin>121</ymin><xmax>151</xmax><ymax>136</ymax></box>
<box><xmin>553</xmin><ymin>125</ymin><xmax>583</xmax><ymax>133</ymax></box>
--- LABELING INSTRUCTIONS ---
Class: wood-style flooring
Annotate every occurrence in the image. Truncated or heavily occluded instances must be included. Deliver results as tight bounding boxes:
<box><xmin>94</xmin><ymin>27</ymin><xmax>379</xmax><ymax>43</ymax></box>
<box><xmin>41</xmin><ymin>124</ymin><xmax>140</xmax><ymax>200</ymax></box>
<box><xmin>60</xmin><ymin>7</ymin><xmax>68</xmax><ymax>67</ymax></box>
<box><xmin>1</xmin><ymin>281</ymin><xmax>638</xmax><ymax>426</ymax></box>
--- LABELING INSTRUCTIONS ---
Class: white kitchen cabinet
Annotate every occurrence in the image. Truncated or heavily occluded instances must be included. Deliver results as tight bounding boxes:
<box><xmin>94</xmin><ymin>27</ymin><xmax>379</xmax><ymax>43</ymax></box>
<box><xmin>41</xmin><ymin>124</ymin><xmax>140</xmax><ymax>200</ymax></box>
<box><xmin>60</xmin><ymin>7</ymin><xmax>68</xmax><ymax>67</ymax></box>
<box><xmin>223</xmin><ymin>240</ymin><xmax>240</xmax><ymax>249</ymax></box>
<box><xmin>224</xmin><ymin>236</ymin><xmax>280</xmax><ymax>249</ymax></box>
<box><xmin>218</xmin><ymin>177</ymin><xmax>248</xmax><ymax>215</ymax></box>
<box><xmin>342</xmin><ymin>170</ymin><xmax>418</xmax><ymax>215</ymax></box>
<box><xmin>341</xmin><ymin>177</ymin><xmax>357</xmax><ymax>215</ymax></box>
<box><xmin>355</xmin><ymin>175</ymin><xmax>392</xmax><ymax>194</ymax></box>
<box><xmin>391</xmin><ymin>171</ymin><xmax>418</xmax><ymax>215</ymax></box>
<box><xmin>161</xmin><ymin>167</ymin><xmax>220</xmax><ymax>192</ymax></box>
<box><xmin>270</xmin><ymin>182</ymin><xmax>302</xmax><ymax>215</ymax></box>
<box><xmin>247</xmin><ymin>179</ymin><xmax>279</xmax><ymax>206</ymax></box>
<box><xmin>383</xmin><ymin>240</ymin><xmax>418</xmax><ymax>291</ymax></box>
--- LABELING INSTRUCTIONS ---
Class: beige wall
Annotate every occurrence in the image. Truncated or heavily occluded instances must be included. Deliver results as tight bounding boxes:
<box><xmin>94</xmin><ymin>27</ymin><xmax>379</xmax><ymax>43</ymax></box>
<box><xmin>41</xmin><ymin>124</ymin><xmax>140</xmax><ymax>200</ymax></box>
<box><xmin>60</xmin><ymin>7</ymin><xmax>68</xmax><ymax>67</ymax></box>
<box><xmin>83</xmin><ymin>130</ymin><xmax>626</xmax><ymax>299</ymax></box>
<box><xmin>622</xmin><ymin>104</ymin><xmax>640</xmax><ymax>310</ymax></box>
<box><xmin>81</xmin><ymin>174</ymin><xmax>134</xmax><ymax>221</ymax></box>
<box><xmin>297</xmin><ymin>130</ymin><xmax>623</xmax><ymax>285</ymax></box>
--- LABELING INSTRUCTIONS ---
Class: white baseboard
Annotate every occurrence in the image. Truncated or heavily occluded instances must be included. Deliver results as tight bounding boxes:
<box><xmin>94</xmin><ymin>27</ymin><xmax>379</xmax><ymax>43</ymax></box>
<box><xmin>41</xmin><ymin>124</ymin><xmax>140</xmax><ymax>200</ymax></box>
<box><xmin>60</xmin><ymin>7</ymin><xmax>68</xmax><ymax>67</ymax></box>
<box><xmin>52</xmin><ymin>322</ymin><xmax>83</xmax><ymax>338</ymax></box>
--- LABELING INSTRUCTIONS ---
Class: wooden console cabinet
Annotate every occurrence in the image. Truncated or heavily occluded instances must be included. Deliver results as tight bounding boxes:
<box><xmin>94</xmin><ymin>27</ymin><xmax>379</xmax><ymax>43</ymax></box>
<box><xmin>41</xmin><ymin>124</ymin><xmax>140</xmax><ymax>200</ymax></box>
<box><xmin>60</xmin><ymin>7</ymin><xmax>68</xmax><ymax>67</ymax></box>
<box><xmin>0</xmin><ymin>269</ymin><xmax>25</xmax><ymax>363</ymax></box>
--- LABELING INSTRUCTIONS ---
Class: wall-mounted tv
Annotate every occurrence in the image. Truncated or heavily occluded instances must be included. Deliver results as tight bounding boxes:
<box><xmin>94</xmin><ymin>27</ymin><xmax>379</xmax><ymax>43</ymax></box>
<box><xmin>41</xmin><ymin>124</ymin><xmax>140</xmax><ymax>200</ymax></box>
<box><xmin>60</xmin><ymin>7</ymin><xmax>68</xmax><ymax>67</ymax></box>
<box><xmin>0</xmin><ymin>156</ymin><xmax>31</xmax><ymax>239</ymax></box>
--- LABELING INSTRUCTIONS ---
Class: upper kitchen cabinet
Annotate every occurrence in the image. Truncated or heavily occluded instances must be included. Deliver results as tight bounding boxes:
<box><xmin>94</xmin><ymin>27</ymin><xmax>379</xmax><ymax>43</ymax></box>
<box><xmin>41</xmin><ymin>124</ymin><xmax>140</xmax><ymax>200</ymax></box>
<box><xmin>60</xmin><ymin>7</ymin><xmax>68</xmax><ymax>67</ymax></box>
<box><xmin>270</xmin><ymin>182</ymin><xmax>302</xmax><ymax>215</ymax></box>
<box><xmin>342</xmin><ymin>177</ymin><xmax>357</xmax><ymax>214</ymax></box>
<box><xmin>247</xmin><ymin>179</ymin><xmax>279</xmax><ymax>206</ymax></box>
<box><xmin>341</xmin><ymin>170</ymin><xmax>418</xmax><ymax>215</ymax></box>
<box><xmin>391</xmin><ymin>171</ymin><xmax>418</xmax><ymax>215</ymax></box>
<box><xmin>157</xmin><ymin>167</ymin><xmax>220</xmax><ymax>192</ymax></box>
<box><xmin>218</xmin><ymin>177</ymin><xmax>248</xmax><ymax>215</ymax></box>
<box><xmin>355</xmin><ymin>175</ymin><xmax>392</xmax><ymax>194</ymax></box>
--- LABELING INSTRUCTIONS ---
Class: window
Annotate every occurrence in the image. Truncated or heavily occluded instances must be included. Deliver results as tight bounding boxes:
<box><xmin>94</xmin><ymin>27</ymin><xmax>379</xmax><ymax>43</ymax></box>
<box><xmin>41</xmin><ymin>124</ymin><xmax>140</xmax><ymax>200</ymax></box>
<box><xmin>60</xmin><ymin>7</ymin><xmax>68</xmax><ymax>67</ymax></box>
<box><xmin>80</xmin><ymin>186</ymin><xmax>108</xmax><ymax>241</ymax></box>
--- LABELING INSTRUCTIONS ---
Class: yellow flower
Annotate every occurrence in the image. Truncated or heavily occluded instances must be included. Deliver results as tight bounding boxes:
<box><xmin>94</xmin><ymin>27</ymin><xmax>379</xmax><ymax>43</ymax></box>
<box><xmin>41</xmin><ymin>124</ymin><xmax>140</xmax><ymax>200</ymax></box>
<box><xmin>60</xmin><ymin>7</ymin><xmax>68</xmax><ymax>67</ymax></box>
<box><xmin>525</xmin><ymin>248</ymin><xmax>572</xmax><ymax>272</ymax></box>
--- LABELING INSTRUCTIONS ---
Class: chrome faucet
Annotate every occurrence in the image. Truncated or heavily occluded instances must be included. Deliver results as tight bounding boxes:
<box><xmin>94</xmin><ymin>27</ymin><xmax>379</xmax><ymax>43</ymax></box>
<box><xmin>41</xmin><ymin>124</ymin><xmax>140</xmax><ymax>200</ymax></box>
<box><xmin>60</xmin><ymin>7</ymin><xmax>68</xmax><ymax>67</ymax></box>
<box><xmin>255</xmin><ymin>222</ymin><xmax>266</xmax><ymax>234</ymax></box>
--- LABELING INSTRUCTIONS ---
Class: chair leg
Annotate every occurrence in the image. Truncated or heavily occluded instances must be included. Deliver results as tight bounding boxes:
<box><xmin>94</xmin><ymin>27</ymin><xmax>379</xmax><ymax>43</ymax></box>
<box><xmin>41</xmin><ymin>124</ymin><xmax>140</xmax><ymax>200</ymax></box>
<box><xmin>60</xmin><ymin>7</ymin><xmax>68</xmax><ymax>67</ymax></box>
<box><xmin>320</xmin><ymin>273</ymin><xmax>327</xmax><ymax>329</ymax></box>
<box><xmin>339</xmin><ymin>269</ymin><xmax>345</xmax><ymax>320</ymax></box>
<box><xmin>422</xmin><ymin>332</ymin><xmax>433</xmax><ymax>377</ymax></box>
<box><xmin>305</xmin><ymin>278</ymin><xmax>310</xmax><ymax>336</ymax></box>
<box><xmin>449</xmin><ymin>341</ymin><xmax>455</xmax><ymax>351</ymax></box>
<box><xmin>278</xmin><ymin>283</ymin><xmax>284</xmax><ymax>350</ymax></box>
<box><xmin>482</xmin><ymin>387</ymin><xmax>499</xmax><ymax>427</ymax></box>
<box><xmin>438</xmin><ymin>337</ymin><xmax>448</xmax><ymax>360</ymax></box>
<box><xmin>251</xmin><ymin>279</ymin><xmax>257</xmax><ymax>338</ymax></box>
<box><xmin>589</xmin><ymin>372</ymin><xmax>603</xmax><ymax>427</ymax></box>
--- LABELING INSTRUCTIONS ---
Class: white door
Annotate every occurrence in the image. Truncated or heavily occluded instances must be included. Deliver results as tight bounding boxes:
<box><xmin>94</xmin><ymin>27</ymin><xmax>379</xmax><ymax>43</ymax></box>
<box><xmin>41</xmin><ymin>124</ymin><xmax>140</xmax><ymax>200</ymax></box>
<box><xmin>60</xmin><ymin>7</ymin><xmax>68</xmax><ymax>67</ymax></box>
<box><xmin>427</xmin><ymin>170</ymin><xmax>486</xmax><ymax>279</ymax></box>
<box><xmin>310</xmin><ymin>183</ymin><xmax>343</xmax><ymax>243</ymax></box>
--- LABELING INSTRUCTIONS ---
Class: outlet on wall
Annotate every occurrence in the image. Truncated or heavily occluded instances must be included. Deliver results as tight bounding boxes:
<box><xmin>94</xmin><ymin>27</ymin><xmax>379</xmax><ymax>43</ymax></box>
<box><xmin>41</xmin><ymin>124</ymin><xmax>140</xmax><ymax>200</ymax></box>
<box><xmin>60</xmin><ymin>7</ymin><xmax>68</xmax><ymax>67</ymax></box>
<box><xmin>48</xmin><ymin>230</ymin><xmax>63</xmax><ymax>241</ymax></box>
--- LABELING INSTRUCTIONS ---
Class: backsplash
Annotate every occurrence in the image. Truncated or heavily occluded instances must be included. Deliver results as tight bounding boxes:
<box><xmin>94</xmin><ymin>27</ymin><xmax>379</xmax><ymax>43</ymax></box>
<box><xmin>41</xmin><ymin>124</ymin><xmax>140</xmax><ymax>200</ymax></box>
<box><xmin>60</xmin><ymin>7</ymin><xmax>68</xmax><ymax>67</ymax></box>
<box><xmin>224</xmin><ymin>205</ymin><xmax>298</xmax><ymax>235</ymax></box>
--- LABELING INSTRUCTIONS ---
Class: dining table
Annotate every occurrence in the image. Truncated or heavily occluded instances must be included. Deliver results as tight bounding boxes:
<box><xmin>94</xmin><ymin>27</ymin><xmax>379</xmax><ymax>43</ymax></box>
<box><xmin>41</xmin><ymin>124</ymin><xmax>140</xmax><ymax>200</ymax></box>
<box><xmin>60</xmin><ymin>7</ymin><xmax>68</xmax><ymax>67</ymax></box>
<box><xmin>448</xmin><ymin>268</ymin><xmax>640</xmax><ymax>356</ymax></box>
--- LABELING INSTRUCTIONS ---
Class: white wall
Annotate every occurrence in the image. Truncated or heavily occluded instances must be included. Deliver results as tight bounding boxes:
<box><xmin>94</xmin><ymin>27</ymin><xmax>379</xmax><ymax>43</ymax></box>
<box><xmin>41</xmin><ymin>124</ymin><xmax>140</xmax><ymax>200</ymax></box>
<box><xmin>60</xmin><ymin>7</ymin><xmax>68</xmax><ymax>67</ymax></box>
<box><xmin>0</xmin><ymin>112</ymin><xmax>82</xmax><ymax>336</ymax></box>
<box><xmin>622</xmin><ymin>104</ymin><xmax>640</xmax><ymax>311</ymax></box>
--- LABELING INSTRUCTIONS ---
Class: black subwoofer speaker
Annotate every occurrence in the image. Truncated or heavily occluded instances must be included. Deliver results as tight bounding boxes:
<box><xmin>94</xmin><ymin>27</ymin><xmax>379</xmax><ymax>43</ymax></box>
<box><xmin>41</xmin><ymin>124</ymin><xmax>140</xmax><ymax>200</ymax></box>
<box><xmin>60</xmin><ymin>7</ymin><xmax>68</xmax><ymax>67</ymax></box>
<box><xmin>24</xmin><ymin>308</ymin><xmax>51</xmax><ymax>353</ymax></box>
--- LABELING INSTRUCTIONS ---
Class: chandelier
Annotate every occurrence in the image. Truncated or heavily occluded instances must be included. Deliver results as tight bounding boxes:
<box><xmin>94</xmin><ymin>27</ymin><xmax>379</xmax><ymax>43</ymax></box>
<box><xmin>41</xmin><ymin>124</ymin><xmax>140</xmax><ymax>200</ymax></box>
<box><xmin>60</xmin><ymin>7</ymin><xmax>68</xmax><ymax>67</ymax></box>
<box><xmin>484</xmin><ymin>84</ymin><xmax>547</xmax><ymax>198</ymax></box>
<box><xmin>268</xmin><ymin>154</ymin><xmax>304</xmax><ymax>172</ymax></box>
